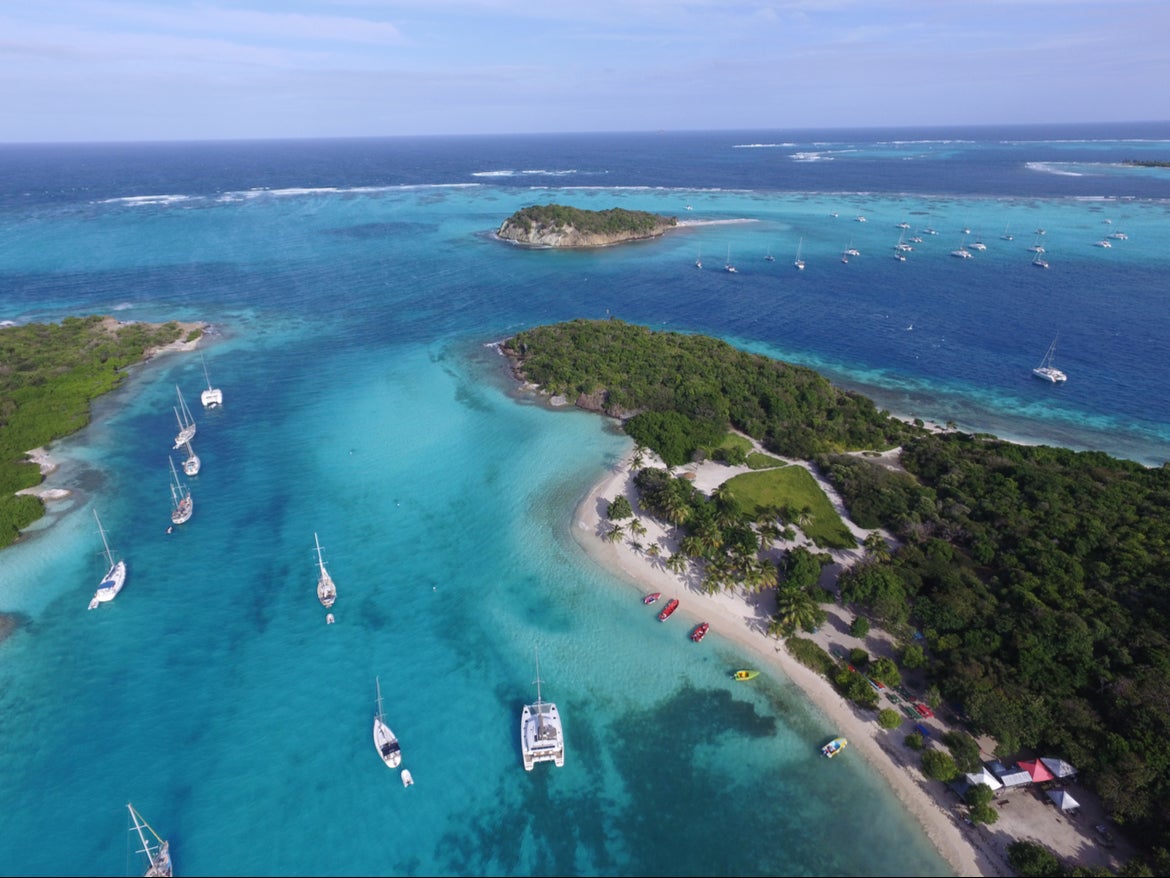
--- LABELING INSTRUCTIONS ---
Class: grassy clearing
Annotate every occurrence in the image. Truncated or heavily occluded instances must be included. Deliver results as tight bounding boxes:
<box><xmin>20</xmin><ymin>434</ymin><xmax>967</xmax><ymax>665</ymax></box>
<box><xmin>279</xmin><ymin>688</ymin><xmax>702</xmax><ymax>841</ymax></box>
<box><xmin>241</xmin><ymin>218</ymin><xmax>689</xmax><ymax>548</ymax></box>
<box><xmin>723</xmin><ymin>465</ymin><xmax>856</xmax><ymax>549</ymax></box>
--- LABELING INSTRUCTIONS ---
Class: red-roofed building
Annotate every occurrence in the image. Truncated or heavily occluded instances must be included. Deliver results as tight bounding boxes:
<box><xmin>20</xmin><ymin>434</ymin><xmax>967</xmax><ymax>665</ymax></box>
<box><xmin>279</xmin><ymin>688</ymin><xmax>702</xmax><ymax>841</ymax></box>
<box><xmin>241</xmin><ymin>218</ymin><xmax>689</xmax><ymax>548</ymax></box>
<box><xmin>1018</xmin><ymin>759</ymin><xmax>1055</xmax><ymax>783</ymax></box>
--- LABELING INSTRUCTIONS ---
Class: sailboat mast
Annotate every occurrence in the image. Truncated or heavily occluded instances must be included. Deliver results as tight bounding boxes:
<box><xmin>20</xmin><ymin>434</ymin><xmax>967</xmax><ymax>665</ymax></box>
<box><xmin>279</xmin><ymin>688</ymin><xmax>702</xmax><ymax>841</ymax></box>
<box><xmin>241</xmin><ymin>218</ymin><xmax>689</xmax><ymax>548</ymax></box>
<box><xmin>533</xmin><ymin>647</ymin><xmax>546</xmax><ymax>733</ymax></box>
<box><xmin>94</xmin><ymin>509</ymin><xmax>114</xmax><ymax>568</ymax></box>
<box><xmin>127</xmin><ymin>803</ymin><xmax>163</xmax><ymax>860</ymax></box>
<box><xmin>314</xmin><ymin>532</ymin><xmax>326</xmax><ymax>575</ymax></box>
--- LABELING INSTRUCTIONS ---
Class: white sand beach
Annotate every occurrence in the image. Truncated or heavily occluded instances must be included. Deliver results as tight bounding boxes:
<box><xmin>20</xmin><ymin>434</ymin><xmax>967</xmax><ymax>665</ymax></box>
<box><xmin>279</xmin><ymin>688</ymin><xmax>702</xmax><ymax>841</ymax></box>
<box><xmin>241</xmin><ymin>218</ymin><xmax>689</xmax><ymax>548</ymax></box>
<box><xmin>571</xmin><ymin>442</ymin><xmax>1131</xmax><ymax>878</ymax></box>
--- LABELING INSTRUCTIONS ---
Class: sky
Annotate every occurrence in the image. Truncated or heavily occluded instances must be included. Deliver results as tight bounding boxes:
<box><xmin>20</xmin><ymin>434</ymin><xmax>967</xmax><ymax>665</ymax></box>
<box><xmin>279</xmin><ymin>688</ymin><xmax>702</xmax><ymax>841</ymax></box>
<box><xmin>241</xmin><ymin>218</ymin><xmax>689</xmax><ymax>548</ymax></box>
<box><xmin>2</xmin><ymin>0</ymin><xmax>1168</xmax><ymax>143</ymax></box>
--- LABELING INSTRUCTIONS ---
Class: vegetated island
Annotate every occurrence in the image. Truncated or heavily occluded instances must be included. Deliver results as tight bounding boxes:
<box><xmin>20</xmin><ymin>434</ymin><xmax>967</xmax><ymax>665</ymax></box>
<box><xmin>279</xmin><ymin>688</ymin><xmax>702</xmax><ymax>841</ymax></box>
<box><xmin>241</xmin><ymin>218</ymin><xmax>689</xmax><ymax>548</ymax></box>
<box><xmin>496</xmin><ymin>203</ymin><xmax>677</xmax><ymax>248</ymax></box>
<box><xmin>1122</xmin><ymin>159</ymin><xmax>1170</xmax><ymax>168</ymax></box>
<box><xmin>0</xmin><ymin>315</ymin><xmax>205</xmax><ymax>549</ymax></box>
<box><xmin>503</xmin><ymin>317</ymin><xmax>1170</xmax><ymax>876</ymax></box>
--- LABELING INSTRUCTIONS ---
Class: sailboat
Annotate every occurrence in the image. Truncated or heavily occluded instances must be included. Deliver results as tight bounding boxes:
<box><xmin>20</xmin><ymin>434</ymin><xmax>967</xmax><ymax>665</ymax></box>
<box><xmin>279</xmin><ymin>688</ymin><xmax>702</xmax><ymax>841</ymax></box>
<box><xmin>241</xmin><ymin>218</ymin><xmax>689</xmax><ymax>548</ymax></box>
<box><xmin>723</xmin><ymin>244</ymin><xmax>737</xmax><ymax>273</ymax></box>
<box><xmin>314</xmin><ymin>532</ymin><xmax>336</xmax><ymax>608</ymax></box>
<box><xmin>169</xmin><ymin>457</ymin><xmax>193</xmax><ymax>525</ymax></box>
<box><xmin>373</xmin><ymin>676</ymin><xmax>402</xmax><ymax>768</ymax></box>
<box><xmin>126</xmin><ymin>803</ymin><xmax>173</xmax><ymax>877</ymax></box>
<box><xmin>181</xmin><ymin>437</ymin><xmax>200</xmax><ymax>477</ymax></box>
<box><xmin>172</xmin><ymin>386</ymin><xmax>196</xmax><ymax>450</ymax></box>
<box><xmin>88</xmin><ymin>509</ymin><xmax>126</xmax><ymax>609</ymax></box>
<box><xmin>199</xmin><ymin>353</ymin><xmax>223</xmax><ymax>408</ymax></box>
<box><xmin>520</xmin><ymin>647</ymin><xmax>564</xmax><ymax>770</ymax></box>
<box><xmin>694</xmin><ymin>249</ymin><xmax>702</xmax><ymax>269</ymax></box>
<box><xmin>1032</xmin><ymin>336</ymin><xmax>1067</xmax><ymax>383</ymax></box>
<box><xmin>793</xmin><ymin>237</ymin><xmax>805</xmax><ymax>270</ymax></box>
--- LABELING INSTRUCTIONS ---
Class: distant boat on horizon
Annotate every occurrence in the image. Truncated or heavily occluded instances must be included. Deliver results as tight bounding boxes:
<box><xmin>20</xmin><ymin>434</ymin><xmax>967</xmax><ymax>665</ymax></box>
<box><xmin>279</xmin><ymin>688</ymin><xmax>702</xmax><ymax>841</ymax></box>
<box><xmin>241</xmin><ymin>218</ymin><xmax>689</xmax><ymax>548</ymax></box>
<box><xmin>794</xmin><ymin>237</ymin><xmax>805</xmax><ymax>270</ymax></box>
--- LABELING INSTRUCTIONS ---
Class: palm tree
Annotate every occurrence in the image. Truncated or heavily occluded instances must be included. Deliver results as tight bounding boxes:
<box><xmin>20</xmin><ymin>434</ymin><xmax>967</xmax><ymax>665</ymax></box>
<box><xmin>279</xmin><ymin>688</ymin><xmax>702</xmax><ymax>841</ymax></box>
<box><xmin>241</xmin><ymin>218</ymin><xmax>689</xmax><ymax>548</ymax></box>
<box><xmin>661</xmin><ymin>484</ymin><xmax>693</xmax><ymax>527</ymax></box>
<box><xmin>711</xmin><ymin>483</ymin><xmax>741</xmax><ymax>529</ymax></box>
<box><xmin>605</xmin><ymin>523</ymin><xmax>625</xmax><ymax>543</ymax></box>
<box><xmin>629</xmin><ymin>518</ymin><xmax>647</xmax><ymax>538</ymax></box>
<box><xmin>863</xmin><ymin>531</ymin><xmax>891</xmax><ymax>563</ymax></box>
<box><xmin>665</xmin><ymin>552</ymin><xmax>689</xmax><ymax>575</ymax></box>
<box><xmin>771</xmin><ymin>585</ymin><xmax>823</xmax><ymax>636</ymax></box>
<box><xmin>632</xmin><ymin>443</ymin><xmax>647</xmax><ymax>469</ymax></box>
<box><xmin>797</xmin><ymin>505</ymin><xmax>814</xmax><ymax>530</ymax></box>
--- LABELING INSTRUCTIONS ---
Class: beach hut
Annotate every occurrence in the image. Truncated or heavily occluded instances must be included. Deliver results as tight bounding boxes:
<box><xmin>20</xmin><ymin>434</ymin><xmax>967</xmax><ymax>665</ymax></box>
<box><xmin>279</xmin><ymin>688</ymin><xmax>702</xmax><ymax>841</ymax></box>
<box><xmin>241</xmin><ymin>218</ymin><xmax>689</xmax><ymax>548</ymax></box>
<box><xmin>1048</xmin><ymin>789</ymin><xmax>1080</xmax><ymax>812</ymax></box>
<box><xmin>1040</xmin><ymin>756</ymin><xmax>1077</xmax><ymax>779</ymax></box>
<box><xmin>965</xmin><ymin>767</ymin><xmax>1003</xmax><ymax>792</ymax></box>
<box><xmin>1019</xmin><ymin>759</ymin><xmax>1056</xmax><ymax>783</ymax></box>
<box><xmin>988</xmin><ymin>759</ymin><xmax>1032</xmax><ymax>788</ymax></box>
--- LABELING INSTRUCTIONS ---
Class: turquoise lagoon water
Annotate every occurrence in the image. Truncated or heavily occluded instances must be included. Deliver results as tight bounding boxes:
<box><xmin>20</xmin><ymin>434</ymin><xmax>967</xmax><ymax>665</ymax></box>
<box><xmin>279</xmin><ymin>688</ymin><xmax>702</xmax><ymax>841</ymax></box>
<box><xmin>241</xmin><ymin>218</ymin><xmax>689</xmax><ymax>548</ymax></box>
<box><xmin>2</xmin><ymin>125</ymin><xmax>1169</xmax><ymax>875</ymax></box>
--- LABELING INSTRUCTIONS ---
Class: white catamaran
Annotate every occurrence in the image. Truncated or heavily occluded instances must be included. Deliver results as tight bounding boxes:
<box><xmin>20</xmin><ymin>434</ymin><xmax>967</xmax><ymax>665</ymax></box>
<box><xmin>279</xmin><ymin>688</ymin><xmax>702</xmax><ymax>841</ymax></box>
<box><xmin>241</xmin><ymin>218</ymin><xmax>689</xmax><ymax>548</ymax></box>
<box><xmin>127</xmin><ymin>802</ymin><xmax>173</xmax><ymax>877</ymax></box>
<box><xmin>373</xmin><ymin>676</ymin><xmax>403</xmax><ymax>769</ymax></box>
<box><xmin>1033</xmin><ymin>336</ymin><xmax>1068</xmax><ymax>383</ymax></box>
<box><xmin>88</xmin><ymin>509</ymin><xmax>126</xmax><ymax>610</ymax></box>
<box><xmin>314</xmin><ymin>532</ymin><xmax>336</xmax><ymax>609</ymax></box>
<box><xmin>520</xmin><ymin>647</ymin><xmax>564</xmax><ymax>771</ymax></box>
<box><xmin>200</xmin><ymin>353</ymin><xmax>223</xmax><ymax>408</ymax></box>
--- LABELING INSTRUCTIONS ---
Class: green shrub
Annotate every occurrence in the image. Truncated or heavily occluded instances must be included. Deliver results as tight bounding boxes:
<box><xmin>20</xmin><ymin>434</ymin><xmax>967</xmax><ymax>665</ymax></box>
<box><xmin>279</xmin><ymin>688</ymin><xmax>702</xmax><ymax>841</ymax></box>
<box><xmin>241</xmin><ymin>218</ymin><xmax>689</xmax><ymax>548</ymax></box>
<box><xmin>921</xmin><ymin>748</ymin><xmax>959</xmax><ymax>782</ymax></box>
<box><xmin>877</xmin><ymin>708</ymin><xmax>902</xmax><ymax>729</ymax></box>
<box><xmin>606</xmin><ymin>495</ymin><xmax>633</xmax><ymax>521</ymax></box>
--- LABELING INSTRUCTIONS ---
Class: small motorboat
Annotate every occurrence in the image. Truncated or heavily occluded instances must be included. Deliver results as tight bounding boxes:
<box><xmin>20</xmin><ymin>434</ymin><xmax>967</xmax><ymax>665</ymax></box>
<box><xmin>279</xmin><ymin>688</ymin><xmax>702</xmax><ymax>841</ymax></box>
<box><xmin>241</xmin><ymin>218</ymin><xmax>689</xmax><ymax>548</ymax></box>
<box><xmin>326</xmin><ymin>613</ymin><xmax>335</xmax><ymax>624</ymax></box>
<box><xmin>690</xmin><ymin>622</ymin><xmax>710</xmax><ymax>643</ymax></box>
<box><xmin>643</xmin><ymin>592</ymin><xmax>661</xmax><ymax>605</ymax></box>
<box><xmin>401</xmin><ymin>769</ymin><xmax>414</xmax><ymax>788</ymax></box>
<box><xmin>821</xmin><ymin>737</ymin><xmax>848</xmax><ymax>758</ymax></box>
<box><xmin>657</xmin><ymin>598</ymin><xmax>679</xmax><ymax>622</ymax></box>
<box><xmin>732</xmin><ymin>669</ymin><xmax>759</xmax><ymax>681</ymax></box>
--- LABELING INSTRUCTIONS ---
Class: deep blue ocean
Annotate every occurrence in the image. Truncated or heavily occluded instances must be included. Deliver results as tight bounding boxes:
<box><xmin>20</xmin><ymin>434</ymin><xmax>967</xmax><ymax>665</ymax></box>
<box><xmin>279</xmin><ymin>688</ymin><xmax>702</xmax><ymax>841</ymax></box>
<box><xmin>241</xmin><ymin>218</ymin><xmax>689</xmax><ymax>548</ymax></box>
<box><xmin>1</xmin><ymin>123</ymin><xmax>1168</xmax><ymax>877</ymax></box>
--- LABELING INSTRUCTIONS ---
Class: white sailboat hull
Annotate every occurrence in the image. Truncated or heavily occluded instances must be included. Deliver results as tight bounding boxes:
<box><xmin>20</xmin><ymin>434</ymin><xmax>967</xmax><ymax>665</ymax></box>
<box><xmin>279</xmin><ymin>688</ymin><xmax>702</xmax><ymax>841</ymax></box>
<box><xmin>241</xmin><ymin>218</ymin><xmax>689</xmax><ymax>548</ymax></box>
<box><xmin>201</xmin><ymin>387</ymin><xmax>223</xmax><ymax>408</ymax></box>
<box><xmin>374</xmin><ymin>716</ymin><xmax>402</xmax><ymax>768</ymax></box>
<box><xmin>1032</xmin><ymin>367</ymin><xmax>1067</xmax><ymax>383</ymax></box>
<box><xmin>88</xmin><ymin>560</ymin><xmax>126</xmax><ymax>609</ymax></box>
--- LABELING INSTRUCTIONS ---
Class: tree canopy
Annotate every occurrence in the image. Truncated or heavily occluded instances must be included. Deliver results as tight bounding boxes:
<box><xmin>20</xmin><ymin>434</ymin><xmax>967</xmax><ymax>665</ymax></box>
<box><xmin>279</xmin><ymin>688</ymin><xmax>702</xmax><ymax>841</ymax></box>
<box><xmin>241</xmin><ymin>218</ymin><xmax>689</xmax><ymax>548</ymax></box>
<box><xmin>0</xmin><ymin>316</ymin><xmax>195</xmax><ymax>547</ymax></box>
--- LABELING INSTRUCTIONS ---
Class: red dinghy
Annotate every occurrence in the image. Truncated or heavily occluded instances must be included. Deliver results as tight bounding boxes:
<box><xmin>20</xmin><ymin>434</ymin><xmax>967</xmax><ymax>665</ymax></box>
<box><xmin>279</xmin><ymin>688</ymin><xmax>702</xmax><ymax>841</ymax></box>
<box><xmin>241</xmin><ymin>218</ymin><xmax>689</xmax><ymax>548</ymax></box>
<box><xmin>690</xmin><ymin>622</ymin><xmax>710</xmax><ymax>643</ymax></box>
<box><xmin>643</xmin><ymin>592</ymin><xmax>661</xmax><ymax>605</ymax></box>
<box><xmin>657</xmin><ymin>598</ymin><xmax>679</xmax><ymax>621</ymax></box>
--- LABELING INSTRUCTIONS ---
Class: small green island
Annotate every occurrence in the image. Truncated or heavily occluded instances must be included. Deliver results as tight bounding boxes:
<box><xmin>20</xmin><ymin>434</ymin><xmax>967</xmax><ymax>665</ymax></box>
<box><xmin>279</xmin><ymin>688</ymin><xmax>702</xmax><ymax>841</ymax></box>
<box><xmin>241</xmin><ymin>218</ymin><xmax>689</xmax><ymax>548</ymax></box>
<box><xmin>496</xmin><ymin>203</ymin><xmax>677</xmax><ymax>248</ymax></box>
<box><xmin>1123</xmin><ymin>159</ymin><xmax>1170</xmax><ymax>168</ymax></box>
<box><xmin>504</xmin><ymin>318</ymin><xmax>1170</xmax><ymax>871</ymax></box>
<box><xmin>0</xmin><ymin>315</ymin><xmax>203</xmax><ymax>547</ymax></box>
